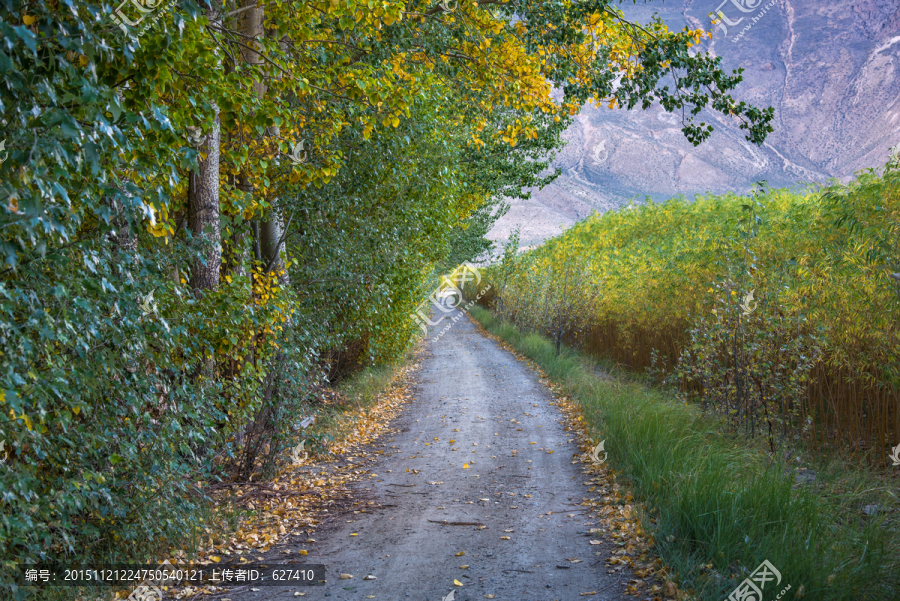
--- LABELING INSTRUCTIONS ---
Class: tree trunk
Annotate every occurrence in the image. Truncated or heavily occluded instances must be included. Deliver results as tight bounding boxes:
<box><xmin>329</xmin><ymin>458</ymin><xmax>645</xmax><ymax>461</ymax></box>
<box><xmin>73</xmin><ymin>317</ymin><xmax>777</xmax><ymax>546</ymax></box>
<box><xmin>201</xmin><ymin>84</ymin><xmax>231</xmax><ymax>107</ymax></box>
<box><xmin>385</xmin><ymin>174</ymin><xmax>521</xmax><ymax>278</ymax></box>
<box><xmin>251</xmin><ymin>220</ymin><xmax>262</xmax><ymax>262</ymax></box>
<box><xmin>188</xmin><ymin>3</ymin><xmax>222</xmax><ymax>294</ymax></box>
<box><xmin>260</xmin><ymin>210</ymin><xmax>290</xmax><ymax>285</ymax></box>
<box><xmin>238</xmin><ymin>0</ymin><xmax>283</xmax><ymax>280</ymax></box>
<box><xmin>220</xmin><ymin>18</ymin><xmax>246</xmax><ymax>281</ymax></box>
<box><xmin>187</xmin><ymin>105</ymin><xmax>221</xmax><ymax>293</ymax></box>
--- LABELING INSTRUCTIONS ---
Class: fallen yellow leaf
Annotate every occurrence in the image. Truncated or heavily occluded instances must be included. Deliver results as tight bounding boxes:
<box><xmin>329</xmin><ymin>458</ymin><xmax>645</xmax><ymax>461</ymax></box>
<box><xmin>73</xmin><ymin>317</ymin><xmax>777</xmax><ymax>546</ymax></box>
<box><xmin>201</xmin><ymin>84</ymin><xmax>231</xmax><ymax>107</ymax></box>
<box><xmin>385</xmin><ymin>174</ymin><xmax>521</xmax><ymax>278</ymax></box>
<box><xmin>454</xmin><ymin>579</ymin><xmax>463</xmax><ymax>587</ymax></box>
<box><xmin>500</xmin><ymin>536</ymin><xmax>510</xmax><ymax>540</ymax></box>
<box><xmin>463</xmin><ymin>463</ymin><xmax>470</xmax><ymax>469</ymax></box>
<box><xmin>299</xmin><ymin>550</ymin><xmax>308</xmax><ymax>556</ymax></box>
<box><xmin>350</xmin><ymin>533</ymin><xmax>358</xmax><ymax>536</ymax></box>
<box><xmin>456</xmin><ymin>551</ymin><xmax>465</xmax><ymax>557</ymax></box>
<box><xmin>459</xmin><ymin>565</ymin><xmax>469</xmax><ymax>569</ymax></box>
<box><xmin>210</xmin><ymin>556</ymin><xmax>221</xmax><ymax>563</ymax></box>
<box><xmin>340</xmin><ymin>573</ymin><xmax>353</xmax><ymax>579</ymax></box>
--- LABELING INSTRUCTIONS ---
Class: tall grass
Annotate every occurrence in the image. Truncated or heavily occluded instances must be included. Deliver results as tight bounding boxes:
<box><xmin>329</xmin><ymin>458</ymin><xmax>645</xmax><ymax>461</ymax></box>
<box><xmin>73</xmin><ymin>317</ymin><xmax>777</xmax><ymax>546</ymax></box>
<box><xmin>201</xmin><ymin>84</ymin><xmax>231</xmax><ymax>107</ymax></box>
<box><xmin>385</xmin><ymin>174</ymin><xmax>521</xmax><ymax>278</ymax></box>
<box><xmin>470</xmin><ymin>306</ymin><xmax>900</xmax><ymax>600</ymax></box>
<box><xmin>479</xmin><ymin>167</ymin><xmax>900</xmax><ymax>458</ymax></box>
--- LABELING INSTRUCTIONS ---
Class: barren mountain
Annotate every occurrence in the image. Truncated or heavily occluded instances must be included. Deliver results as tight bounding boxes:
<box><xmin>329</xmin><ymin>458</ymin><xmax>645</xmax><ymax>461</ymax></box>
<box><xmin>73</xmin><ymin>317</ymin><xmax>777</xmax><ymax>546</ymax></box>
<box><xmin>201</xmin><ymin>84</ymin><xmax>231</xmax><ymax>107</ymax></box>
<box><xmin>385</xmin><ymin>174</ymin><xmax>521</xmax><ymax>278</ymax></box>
<box><xmin>489</xmin><ymin>0</ymin><xmax>900</xmax><ymax>247</ymax></box>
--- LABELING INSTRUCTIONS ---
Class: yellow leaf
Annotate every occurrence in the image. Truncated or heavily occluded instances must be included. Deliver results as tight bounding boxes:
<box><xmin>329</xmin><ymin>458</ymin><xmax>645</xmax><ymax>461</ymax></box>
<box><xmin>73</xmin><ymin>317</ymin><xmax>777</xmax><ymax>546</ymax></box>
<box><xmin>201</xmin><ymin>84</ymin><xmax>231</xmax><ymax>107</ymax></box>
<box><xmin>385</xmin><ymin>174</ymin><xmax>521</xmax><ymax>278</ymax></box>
<box><xmin>72</xmin><ymin>406</ymin><xmax>80</xmax><ymax>415</ymax></box>
<box><xmin>454</xmin><ymin>579</ymin><xmax>463</xmax><ymax>587</ymax></box>
<box><xmin>23</xmin><ymin>14</ymin><xmax>36</xmax><ymax>25</ymax></box>
<box><xmin>340</xmin><ymin>573</ymin><xmax>353</xmax><ymax>579</ymax></box>
<box><xmin>350</xmin><ymin>533</ymin><xmax>358</xmax><ymax>536</ymax></box>
<box><xmin>210</xmin><ymin>556</ymin><xmax>221</xmax><ymax>563</ymax></box>
<box><xmin>455</xmin><ymin>551</ymin><xmax>465</xmax><ymax>557</ymax></box>
<box><xmin>463</xmin><ymin>463</ymin><xmax>469</xmax><ymax>469</ymax></box>
<box><xmin>299</xmin><ymin>550</ymin><xmax>308</xmax><ymax>556</ymax></box>
<box><xmin>500</xmin><ymin>536</ymin><xmax>510</xmax><ymax>540</ymax></box>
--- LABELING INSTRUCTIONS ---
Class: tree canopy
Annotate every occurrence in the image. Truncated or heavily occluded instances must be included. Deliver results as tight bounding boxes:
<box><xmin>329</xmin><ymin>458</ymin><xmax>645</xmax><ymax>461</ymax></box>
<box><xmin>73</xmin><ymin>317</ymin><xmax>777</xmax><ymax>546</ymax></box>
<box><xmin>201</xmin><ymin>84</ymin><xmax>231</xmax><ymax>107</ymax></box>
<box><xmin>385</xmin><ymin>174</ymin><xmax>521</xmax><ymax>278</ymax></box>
<box><xmin>0</xmin><ymin>0</ymin><xmax>771</xmax><ymax>594</ymax></box>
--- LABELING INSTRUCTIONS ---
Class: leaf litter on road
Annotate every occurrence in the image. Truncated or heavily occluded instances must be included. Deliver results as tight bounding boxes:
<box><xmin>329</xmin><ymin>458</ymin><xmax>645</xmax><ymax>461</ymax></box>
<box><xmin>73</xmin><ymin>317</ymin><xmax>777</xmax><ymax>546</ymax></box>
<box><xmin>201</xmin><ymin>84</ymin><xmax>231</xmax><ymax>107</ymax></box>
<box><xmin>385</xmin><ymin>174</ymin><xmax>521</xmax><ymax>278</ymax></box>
<box><xmin>471</xmin><ymin>317</ymin><xmax>670</xmax><ymax>600</ymax></box>
<box><xmin>157</xmin><ymin>359</ymin><xmax>421</xmax><ymax>599</ymax></box>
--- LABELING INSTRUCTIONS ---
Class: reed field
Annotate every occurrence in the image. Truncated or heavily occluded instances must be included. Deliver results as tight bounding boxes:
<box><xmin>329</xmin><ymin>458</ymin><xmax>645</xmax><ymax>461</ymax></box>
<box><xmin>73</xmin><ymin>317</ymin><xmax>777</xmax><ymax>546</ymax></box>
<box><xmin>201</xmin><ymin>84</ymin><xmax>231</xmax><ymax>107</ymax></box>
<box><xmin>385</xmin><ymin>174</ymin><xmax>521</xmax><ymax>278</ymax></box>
<box><xmin>480</xmin><ymin>162</ymin><xmax>900</xmax><ymax>459</ymax></box>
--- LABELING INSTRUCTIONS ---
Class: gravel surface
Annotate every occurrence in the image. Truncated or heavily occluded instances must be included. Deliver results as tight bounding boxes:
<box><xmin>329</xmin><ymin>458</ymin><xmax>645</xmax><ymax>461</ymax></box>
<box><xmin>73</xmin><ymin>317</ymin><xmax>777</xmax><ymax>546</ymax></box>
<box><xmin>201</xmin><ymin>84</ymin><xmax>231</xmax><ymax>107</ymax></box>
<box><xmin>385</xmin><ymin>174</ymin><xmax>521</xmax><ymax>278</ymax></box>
<box><xmin>232</xmin><ymin>309</ymin><xmax>633</xmax><ymax>601</ymax></box>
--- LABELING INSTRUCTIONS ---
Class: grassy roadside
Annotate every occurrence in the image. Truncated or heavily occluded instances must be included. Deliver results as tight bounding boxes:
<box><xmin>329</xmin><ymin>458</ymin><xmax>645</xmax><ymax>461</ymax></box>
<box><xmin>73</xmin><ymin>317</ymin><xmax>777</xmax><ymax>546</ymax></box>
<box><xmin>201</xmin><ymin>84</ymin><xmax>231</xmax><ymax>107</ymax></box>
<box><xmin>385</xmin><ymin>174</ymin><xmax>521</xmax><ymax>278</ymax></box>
<box><xmin>469</xmin><ymin>306</ymin><xmax>900</xmax><ymax>601</ymax></box>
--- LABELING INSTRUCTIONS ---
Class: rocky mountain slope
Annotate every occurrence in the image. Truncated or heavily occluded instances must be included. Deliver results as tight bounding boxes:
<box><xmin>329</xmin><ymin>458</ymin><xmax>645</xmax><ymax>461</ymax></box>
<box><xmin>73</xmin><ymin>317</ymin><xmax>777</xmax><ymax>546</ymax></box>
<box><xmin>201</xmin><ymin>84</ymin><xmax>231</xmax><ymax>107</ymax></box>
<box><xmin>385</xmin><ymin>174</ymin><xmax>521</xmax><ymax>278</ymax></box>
<box><xmin>489</xmin><ymin>0</ymin><xmax>900</xmax><ymax>248</ymax></box>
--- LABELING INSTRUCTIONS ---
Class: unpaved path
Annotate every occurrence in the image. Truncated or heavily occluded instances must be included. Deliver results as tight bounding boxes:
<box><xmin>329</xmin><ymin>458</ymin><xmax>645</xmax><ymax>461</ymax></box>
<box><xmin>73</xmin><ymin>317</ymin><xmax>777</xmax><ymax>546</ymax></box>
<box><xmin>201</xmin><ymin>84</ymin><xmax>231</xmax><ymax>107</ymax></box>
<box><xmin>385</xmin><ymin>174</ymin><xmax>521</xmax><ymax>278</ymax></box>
<box><xmin>236</xmin><ymin>310</ymin><xmax>632</xmax><ymax>601</ymax></box>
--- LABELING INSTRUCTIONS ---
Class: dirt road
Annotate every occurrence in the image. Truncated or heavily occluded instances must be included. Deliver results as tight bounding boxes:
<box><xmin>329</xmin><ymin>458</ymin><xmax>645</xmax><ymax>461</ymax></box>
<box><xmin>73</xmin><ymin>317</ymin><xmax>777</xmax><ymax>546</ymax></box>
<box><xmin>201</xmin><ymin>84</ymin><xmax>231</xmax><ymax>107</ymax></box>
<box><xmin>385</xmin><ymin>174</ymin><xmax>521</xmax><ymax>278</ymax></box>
<box><xmin>235</xmin><ymin>310</ymin><xmax>632</xmax><ymax>601</ymax></box>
